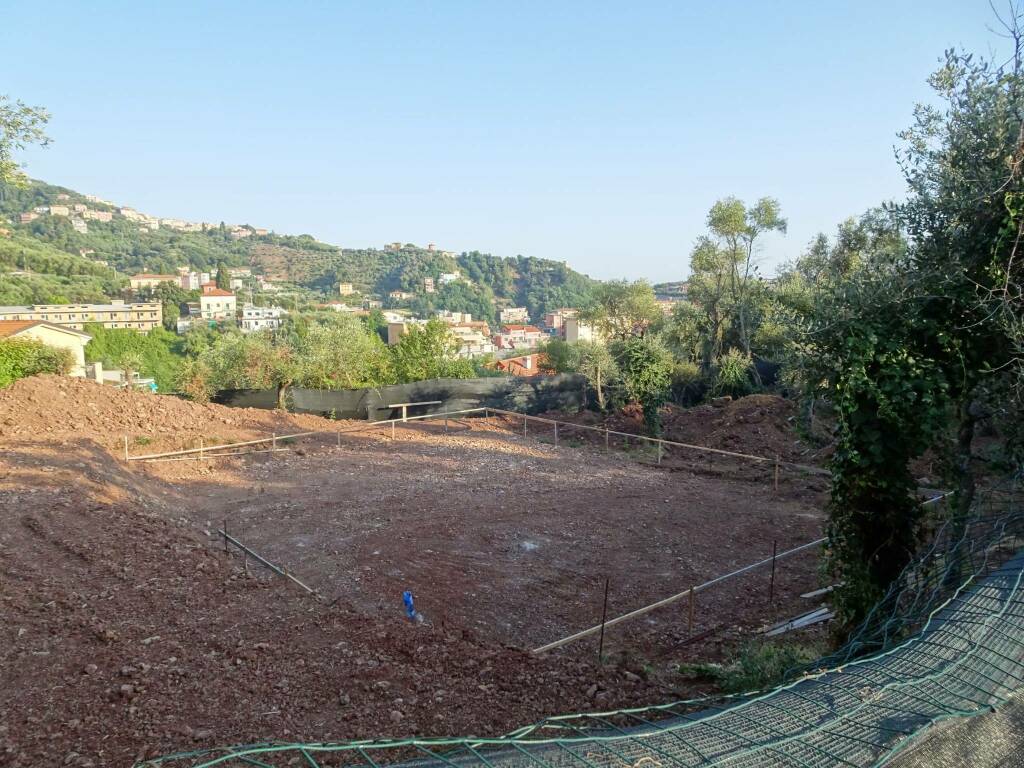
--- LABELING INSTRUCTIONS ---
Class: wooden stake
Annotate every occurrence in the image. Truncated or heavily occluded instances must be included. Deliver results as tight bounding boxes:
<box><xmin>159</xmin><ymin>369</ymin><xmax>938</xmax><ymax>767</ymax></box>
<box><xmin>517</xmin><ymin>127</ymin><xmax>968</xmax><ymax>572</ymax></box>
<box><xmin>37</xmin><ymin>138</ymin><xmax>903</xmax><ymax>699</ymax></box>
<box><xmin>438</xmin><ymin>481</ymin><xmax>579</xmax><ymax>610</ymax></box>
<box><xmin>657</xmin><ymin>441</ymin><xmax>663</xmax><ymax>465</ymax></box>
<box><xmin>523</xmin><ymin>414</ymin><xmax>528</xmax><ymax>437</ymax></box>
<box><xmin>554</xmin><ymin>421</ymin><xmax>558</xmax><ymax>446</ymax></box>
<box><xmin>774</xmin><ymin>455</ymin><xmax>780</xmax><ymax>492</ymax></box>
<box><xmin>272</xmin><ymin>433</ymin><xmax>277</xmax><ymax>451</ymax></box>
<box><xmin>597</xmin><ymin>578</ymin><xmax>610</xmax><ymax>665</ymax></box>
<box><xmin>769</xmin><ymin>540</ymin><xmax>778</xmax><ymax>604</ymax></box>
<box><xmin>337</xmin><ymin>430</ymin><xmax>341</xmax><ymax>448</ymax></box>
<box><xmin>391</xmin><ymin>421</ymin><xmax>395</xmax><ymax>439</ymax></box>
<box><xmin>123</xmin><ymin>435</ymin><xmax>129</xmax><ymax>461</ymax></box>
<box><xmin>199</xmin><ymin>438</ymin><xmax>204</xmax><ymax>460</ymax></box>
<box><xmin>605</xmin><ymin>428</ymin><xmax>610</xmax><ymax>450</ymax></box>
<box><xmin>688</xmin><ymin>587</ymin><xmax>695</xmax><ymax>633</ymax></box>
<box><xmin>444</xmin><ymin>410</ymin><xmax>448</xmax><ymax>434</ymax></box>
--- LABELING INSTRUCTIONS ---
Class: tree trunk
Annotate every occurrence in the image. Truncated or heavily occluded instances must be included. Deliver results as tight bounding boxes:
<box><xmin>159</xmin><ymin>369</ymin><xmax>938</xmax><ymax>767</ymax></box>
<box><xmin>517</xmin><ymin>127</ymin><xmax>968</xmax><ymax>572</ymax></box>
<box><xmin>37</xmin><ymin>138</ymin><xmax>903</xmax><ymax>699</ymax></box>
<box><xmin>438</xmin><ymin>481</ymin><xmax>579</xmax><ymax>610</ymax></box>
<box><xmin>596</xmin><ymin>365</ymin><xmax>605</xmax><ymax>410</ymax></box>
<box><xmin>276</xmin><ymin>383</ymin><xmax>290</xmax><ymax>410</ymax></box>
<box><xmin>944</xmin><ymin>398</ymin><xmax>981</xmax><ymax>587</ymax></box>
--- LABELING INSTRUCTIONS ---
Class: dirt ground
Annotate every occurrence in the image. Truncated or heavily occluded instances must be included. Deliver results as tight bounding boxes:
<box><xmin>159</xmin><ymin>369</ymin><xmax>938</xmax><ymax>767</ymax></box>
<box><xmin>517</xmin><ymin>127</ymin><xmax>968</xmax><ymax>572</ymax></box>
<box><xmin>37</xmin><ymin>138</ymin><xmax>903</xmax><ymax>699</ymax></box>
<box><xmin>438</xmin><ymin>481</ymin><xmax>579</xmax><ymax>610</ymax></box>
<box><xmin>0</xmin><ymin>376</ymin><xmax>830</xmax><ymax>767</ymax></box>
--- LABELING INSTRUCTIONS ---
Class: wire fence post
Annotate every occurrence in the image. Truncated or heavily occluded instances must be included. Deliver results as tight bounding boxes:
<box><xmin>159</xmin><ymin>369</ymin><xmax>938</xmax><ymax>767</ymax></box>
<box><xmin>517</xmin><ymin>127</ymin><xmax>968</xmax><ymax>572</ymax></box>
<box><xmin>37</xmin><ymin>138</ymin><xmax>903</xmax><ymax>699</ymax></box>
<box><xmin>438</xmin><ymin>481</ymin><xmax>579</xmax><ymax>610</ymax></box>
<box><xmin>554</xmin><ymin>421</ymin><xmax>558</xmax><ymax>446</ymax></box>
<box><xmin>774</xmin><ymin>455</ymin><xmax>780</xmax><ymax>493</ymax></box>
<box><xmin>523</xmin><ymin>414</ymin><xmax>528</xmax><ymax>438</ymax></box>
<box><xmin>444</xmin><ymin>409</ymin><xmax>449</xmax><ymax>434</ymax></box>
<box><xmin>199</xmin><ymin>438</ymin><xmax>204</xmax><ymax>461</ymax></box>
<box><xmin>769</xmin><ymin>539</ymin><xmax>778</xmax><ymax>604</ymax></box>
<box><xmin>657</xmin><ymin>441</ymin><xmax>663</xmax><ymax>465</ymax></box>
<box><xmin>391</xmin><ymin>421</ymin><xmax>396</xmax><ymax>439</ymax></box>
<box><xmin>597</xmin><ymin>578</ymin><xmax>610</xmax><ymax>666</ymax></box>
<box><xmin>272</xmin><ymin>433</ymin><xmax>276</xmax><ymax>452</ymax></box>
<box><xmin>688</xmin><ymin>587</ymin><xmax>695</xmax><ymax>633</ymax></box>
<box><xmin>605</xmin><ymin>428</ymin><xmax>610</xmax><ymax>451</ymax></box>
<box><xmin>337</xmin><ymin>430</ymin><xmax>341</xmax><ymax>449</ymax></box>
<box><xmin>123</xmin><ymin>434</ymin><xmax>129</xmax><ymax>461</ymax></box>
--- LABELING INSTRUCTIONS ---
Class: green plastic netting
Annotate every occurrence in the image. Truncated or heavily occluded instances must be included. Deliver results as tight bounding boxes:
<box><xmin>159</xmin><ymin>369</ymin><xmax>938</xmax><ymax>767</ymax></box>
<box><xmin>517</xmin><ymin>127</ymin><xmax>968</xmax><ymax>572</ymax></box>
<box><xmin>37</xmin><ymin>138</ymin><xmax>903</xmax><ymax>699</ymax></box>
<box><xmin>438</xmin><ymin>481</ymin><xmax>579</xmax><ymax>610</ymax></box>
<box><xmin>140</xmin><ymin>480</ymin><xmax>1024</xmax><ymax>768</ymax></box>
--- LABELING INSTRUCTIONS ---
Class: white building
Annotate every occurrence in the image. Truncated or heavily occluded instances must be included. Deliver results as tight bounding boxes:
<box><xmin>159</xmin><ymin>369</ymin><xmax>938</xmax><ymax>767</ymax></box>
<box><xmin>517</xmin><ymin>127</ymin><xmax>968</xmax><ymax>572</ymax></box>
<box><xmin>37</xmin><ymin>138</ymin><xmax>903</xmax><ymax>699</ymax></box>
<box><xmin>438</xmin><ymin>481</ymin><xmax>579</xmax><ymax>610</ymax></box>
<box><xmin>500</xmin><ymin>306</ymin><xmax>530</xmax><ymax>324</ymax></box>
<box><xmin>240</xmin><ymin>305</ymin><xmax>286</xmax><ymax>333</ymax></box>
<box><xmin>199</xmin><ymin>285</ymin><xmax>237</xmax><ymax>321</ymax></box>
<box><xmin>439</xmin><ymin>271</ymin><xmax>461</xmax><ymax>286</ymax></box>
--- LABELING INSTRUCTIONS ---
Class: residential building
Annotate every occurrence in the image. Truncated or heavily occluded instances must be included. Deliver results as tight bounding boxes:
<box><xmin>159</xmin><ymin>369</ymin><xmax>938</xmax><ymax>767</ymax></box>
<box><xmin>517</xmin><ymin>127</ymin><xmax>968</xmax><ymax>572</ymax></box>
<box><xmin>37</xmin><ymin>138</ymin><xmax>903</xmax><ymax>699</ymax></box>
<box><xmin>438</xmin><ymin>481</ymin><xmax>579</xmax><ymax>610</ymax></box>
<box><xmin>32</xmin><ymin>206</ymin><xmax>49</xmax><ymax>214</ymax></box>
<box><xmin>495</xmin><ymin>353</ymin><xmax>545</xmax><ymax>377</ymax></box>
<box><xmin>499</xmin><ymin>306</ymin><xmax>530</xmax><ymax>324</ymax></box>
<box><xmin>79</xmin><ymin>249</ymin><xmax>95</xmax><ymax>257</ymax></box>
<box><xmin>388</xmin><ymin>290</ymin><xmax>414</xmax><ymax>301</ymax></box>
<box><xmin>49</xmin><ymin>205</ymin><xmax>70</xmax><ymax>217</ymax></box>
<box><xmin>338</xmin><ymin>282</ymin><xmax>355</xmax><ymax>296</ymax></box>
<box><xmin>564</xmin><ymin>316</ymin><xmax>596</xmax><ymax>343</ymax></box>
<box><xmin>364</xmin><ymin>299</ymin><xmax>383</xmax><ymax>309</ymax></box>
<box><xmin>71</xmin><ymin>203</ymin><xmax>87</xmax><ymax>213</ymax></box>
<box><xmin>423</xmin><ymin>277</ymin><xmax>435</xmax><ymax>293</ymax></box>
<box><xmin>229</xmin><ymin>227</ymin><xmax>252</xmax><ymax>239</ymax></box>
<box><xmin>179</xmin><ymin>271</ymin><xmax>212</xmax><ymax>291</ymax></box>
<box><xmin>83</xmin><ymin>209</ymin><xmax>113</xmax><ymax>222</ymax></box>
<box><xmin>70</xmin><ymin>218</ymin><xmax>88</xmax><ymax>234</ymax></box>
<box><xmin>386</xmin><ymin>320</ymin><xmax>425</xmax><ymax>345</ymax></box>
<box><xmin>436</xmin><ymin>309</ymin><xmax>473</xmax><ymax>324</ymax></box>
<box><xmin>385</xmin><ymin>242</ymin><xmax>403</xmax><ymax>251</ymax></box>
<box><xmin>427</xmin><ymin>243</ymin><xmax>436</xmax><ymax>251</ymax></box>
<box><xmin>55</xmin><ymin>193</ymin><xmax>70</xmax><ymax>201</ymax></box>
<box><xmin>0</xmin><ymin>301</ymin><xmax>162</xmax><ymax>332</ymax></box>
<box><xmin>494</xmin><ymin>324</ymin><xmax>544</xmax><ymax>350</ymax></box>
<box><xmin>449</xmin><ymin>322</ymin><xmax>495</xmax><ymax>357</ymax></box>
<box><xmin>199</xmin><ymin>284</ymin><xmax>237</xmax><ymax>321</ymax></box>
<box><xmin>240</xmin><ymin>305</ymin><xmax>286</xmax><ymax>333</ymax></box>
<box><xmin>130</xmin><ymin>273</ymin><xmax>179</xmax><ymax>290</ymax></box>
<box><xmin>253</xmin><ymin>228</ymin><xmax>269</xmax><ymax>236</ymax></box>
<box><xmin>0</xmin><ymin>320</ymin><xmax>92</xmax><ymax>377</ymax></box>
<box><xmin>119</xmin><ymin>207</ymin><xmax>144</xmax><ymax>221</ymax></box>
<box><xmin>542</xmin><ymin>308</ymin><xmax>578</xmax><ymax>333</ymax></box>
<box><xmin>227</xmin><ymin>267</ymin><xmax>252</xmax><ymax>278</ymax></box>
<box><xmin>19</xmin><ymin>213</ymin><xmax>37</xmax><ymax>223</ymax></box>
<box><xmin>439</xmin><ymin>271</ymin><xmax>461</xmax><ymax>285</ymax></box>
<box><xmin>229</xmin><ymin>278</ymin><xmax>244</xmax><ymax>291</ymax></box>
<box><xmin>323</xmin><ymin>302</ymin><xmax>359</xmax><ymax>313</ymax></box>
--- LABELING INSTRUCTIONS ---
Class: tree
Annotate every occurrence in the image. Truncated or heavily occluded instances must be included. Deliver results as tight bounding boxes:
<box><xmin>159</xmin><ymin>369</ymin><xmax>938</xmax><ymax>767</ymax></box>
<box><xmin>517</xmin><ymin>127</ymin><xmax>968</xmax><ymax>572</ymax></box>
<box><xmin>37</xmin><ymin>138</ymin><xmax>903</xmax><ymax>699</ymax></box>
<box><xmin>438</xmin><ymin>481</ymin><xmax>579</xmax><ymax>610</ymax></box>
<box><xmin>0</xmin><ymin>95</ymin><xmax>51</xmax><ymax>197</ymax></box>
<box><xmin>612</xmin><ymin>334</ymin><xmax>673</xmax><ymax>434</ymax></box>
<box><xmin>390</xmin><ymin>319</ymin><xmax>474</xmax><ymax>382</ymax></box>
<box><xmin>572</xmin><ymin>340</ymin><xmax>619</xmax><ymax>410</ymax></box>
<box><xmin>215</xmin><ymin>262</ymin><xmax>230</xmax><ymax>290</ymax></box>
<box><xmin>580</xmin><ymin>280</ymin><xmax>661</xmax><ymax>341</ymax></box>
<box><xmin>705</xmin><ymin>197</ymin><xmax>787</xmax><ymax>358</ymax></box>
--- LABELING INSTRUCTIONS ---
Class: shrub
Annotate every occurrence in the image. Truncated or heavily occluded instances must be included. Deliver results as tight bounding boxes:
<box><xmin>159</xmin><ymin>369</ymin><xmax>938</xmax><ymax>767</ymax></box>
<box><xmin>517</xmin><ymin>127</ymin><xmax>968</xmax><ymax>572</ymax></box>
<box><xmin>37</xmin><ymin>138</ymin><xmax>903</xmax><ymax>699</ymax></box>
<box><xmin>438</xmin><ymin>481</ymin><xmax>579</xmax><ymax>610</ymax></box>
<box><xmin>679</xmin><ymin>641</ymin><xmax>822</xmax><ymax>695</ymax></box>
<box><xmin>712</xmin><ymin>348</ymin><xmax>753</xmax><ymax>397</ymax></box>
<box><xmin>0</xmin><ymin>338</ymin><xmax>74</xmax><ymax>388</ymax></box>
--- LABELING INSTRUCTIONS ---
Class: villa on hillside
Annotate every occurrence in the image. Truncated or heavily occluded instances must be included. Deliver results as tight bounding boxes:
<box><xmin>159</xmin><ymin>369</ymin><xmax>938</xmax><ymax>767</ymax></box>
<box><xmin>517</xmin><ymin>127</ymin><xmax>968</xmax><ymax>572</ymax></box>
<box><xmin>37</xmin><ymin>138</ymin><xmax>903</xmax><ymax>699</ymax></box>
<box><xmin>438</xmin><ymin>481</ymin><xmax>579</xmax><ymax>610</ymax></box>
<box><xmin>0</xmin><ymin>320</ymin><xmax>91</xmax><ymax>377</ymax></box>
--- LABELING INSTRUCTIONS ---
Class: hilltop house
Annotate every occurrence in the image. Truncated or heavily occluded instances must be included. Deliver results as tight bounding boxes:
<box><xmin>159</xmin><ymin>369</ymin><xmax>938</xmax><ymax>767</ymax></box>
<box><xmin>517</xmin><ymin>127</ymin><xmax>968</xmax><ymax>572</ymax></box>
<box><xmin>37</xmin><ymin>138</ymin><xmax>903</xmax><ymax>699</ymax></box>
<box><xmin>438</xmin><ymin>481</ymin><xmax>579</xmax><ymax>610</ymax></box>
<box><xmin>499</xmin><ymin>306</ymin><xmax>530</xmax><ymax>324</ymax></box>
<box><xmin>240</xmin><ymin>305</ymin><xmax>286</xmax><ymax>333</ymax></box>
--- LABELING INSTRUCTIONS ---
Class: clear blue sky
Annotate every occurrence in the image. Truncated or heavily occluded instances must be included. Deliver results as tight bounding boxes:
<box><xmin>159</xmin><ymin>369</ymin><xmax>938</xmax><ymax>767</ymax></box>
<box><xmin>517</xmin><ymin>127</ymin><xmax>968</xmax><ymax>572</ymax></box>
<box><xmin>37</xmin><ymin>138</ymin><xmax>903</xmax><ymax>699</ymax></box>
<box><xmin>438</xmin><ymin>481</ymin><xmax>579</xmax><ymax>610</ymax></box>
<box><xmin>2</xmin><ymin>1</ymin><xmax>1004</xmax><ymax>281</ymax></box>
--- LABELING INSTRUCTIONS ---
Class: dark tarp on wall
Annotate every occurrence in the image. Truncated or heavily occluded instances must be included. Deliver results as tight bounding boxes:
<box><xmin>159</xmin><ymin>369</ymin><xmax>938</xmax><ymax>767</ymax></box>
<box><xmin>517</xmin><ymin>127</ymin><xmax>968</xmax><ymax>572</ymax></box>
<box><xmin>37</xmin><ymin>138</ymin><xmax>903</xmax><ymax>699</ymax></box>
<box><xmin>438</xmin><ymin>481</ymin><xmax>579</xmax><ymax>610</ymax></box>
<box><xmin>213</xmin><ymin>374</ymin><xmax>587</xmax><ymax>420</ymax></box>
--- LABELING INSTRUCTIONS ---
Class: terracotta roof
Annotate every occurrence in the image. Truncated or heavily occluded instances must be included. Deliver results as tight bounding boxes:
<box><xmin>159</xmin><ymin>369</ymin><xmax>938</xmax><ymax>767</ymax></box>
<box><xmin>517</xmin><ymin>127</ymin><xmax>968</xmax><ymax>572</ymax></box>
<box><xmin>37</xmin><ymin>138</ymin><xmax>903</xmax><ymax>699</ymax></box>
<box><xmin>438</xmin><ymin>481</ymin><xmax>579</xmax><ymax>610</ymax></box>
<box><xmin>201</xmin><ymin>287</ymin><xmax>235</xmax><ymax>297</ymax></box>
<box><xmin>501</xmin><ymin>324</ymin><xmax>542</xmax><ymax>333</ymax></box>
<box><xmin>0</xmin><ymin>320</ymin><xmax>37</xmax><ymax>337</ymax></box>
<box><xmin>0</xmin><ymin>320</ymin><xmax>91</xmax><ymax>339</ymax></box>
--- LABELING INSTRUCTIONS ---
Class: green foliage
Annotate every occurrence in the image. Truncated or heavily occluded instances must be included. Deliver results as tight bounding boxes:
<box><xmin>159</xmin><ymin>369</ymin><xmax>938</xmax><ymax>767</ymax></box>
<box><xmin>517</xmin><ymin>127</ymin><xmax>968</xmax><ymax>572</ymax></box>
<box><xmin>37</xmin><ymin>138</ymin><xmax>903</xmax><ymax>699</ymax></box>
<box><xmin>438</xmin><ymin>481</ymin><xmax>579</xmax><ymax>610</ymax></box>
<box><xmin>390</xmin><ymin>318</ymin><xmax>474</xmax><ymax>382</ymax></box>
<box><xmin>84</xmin><ymin>325</ymin><xmax>185</xmax><ymax>392</ymax></box>
<box><xmin>0</xmin><ymin>95</ymin><xmax>50</xmax><ymax>193</ymax></box>
<box><xmin>580</xmin><ymin>280</ymin><xmax>661</xmax><ymax>341</ymax></box>
<box><xmin>0</xmin><ymin>337</ymin><xmax>72</xmax><ymax>388</ymax></box>
<box><xmin>712</xmin><ymin>348</ymin><xmax>753</xmax><ymax>397</ymax></box>
<box><xmin>679</xmin><ymin>641</ymin><xmax>822</xmax><ymax>695</ymax></box>
<box><xmin>296</xmin><ymin>318</ymin><xmax>394</xmax><ymax>389</ymax></box>
<box><xmin>612</xmin><ymin>334</ymin><xmax>673</xmax><ymax>433</ymax></box>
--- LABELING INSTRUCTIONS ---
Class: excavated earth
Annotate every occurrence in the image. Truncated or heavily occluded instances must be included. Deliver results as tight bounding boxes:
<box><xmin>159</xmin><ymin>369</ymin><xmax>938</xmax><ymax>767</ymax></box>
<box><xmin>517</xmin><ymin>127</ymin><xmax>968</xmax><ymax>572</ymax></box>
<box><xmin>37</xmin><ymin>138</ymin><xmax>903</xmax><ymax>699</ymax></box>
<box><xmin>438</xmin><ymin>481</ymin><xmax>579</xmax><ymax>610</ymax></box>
<box><xmin>0</xmin><ymin>376</ymin><xmax>830</xmax><ymax>767</ymax></box>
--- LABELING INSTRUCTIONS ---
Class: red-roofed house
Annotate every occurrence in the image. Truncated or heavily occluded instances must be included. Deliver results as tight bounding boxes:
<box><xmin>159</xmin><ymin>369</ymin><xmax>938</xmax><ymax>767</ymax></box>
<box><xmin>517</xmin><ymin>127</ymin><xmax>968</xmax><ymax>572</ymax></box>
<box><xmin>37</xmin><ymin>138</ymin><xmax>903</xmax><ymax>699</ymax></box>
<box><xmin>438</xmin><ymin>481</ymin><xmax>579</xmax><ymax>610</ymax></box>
<box><xmin>494</xmin><ymin>353</ymin><xmax>548</xmax><ymax>377</ymax></box>
<box><xmin>199</xmin><ymin>283</ymin><xmax>237</xmax><ymax>321</ymax></box>
<box><xmin>493</xmin><ymin>324</ymin><xmax>544</xmax><ymax>350</ymax></box>
<box><xmin>0</xmin><ymin>320</ymin><xmax>91</xmax><ymax>376</ymax></box>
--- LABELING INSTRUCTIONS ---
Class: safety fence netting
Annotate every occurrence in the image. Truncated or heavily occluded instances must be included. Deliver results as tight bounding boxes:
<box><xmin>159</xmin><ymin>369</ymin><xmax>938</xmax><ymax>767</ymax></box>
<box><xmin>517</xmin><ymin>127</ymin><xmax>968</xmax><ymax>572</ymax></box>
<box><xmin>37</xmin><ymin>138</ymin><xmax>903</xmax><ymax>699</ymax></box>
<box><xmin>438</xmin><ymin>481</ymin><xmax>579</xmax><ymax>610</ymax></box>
<box><xmin>140</xmin><ymin>478</ymin><xmax>1024</xmax><ymax>768</ymax></box>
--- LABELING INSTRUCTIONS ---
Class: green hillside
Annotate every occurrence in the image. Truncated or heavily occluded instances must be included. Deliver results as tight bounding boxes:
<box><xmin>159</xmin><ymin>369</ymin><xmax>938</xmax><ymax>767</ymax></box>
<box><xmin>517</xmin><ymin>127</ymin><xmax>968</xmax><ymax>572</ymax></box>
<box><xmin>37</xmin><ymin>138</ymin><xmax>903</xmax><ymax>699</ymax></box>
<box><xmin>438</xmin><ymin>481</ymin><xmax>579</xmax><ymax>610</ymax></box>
<box><xmin>1</xmin><ymin>180</ymin><xmax>597</xmax><ymax>318</ymax></box>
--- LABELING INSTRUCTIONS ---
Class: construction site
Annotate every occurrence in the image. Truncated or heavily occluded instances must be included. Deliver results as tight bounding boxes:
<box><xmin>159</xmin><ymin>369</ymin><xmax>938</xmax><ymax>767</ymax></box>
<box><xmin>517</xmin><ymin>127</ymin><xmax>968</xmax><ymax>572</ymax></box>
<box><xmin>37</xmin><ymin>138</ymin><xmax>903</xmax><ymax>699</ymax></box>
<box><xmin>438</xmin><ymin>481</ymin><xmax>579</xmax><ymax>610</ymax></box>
<box><xmin>2</xmin><ymin>375</ymin><xmax>1022</xmax><ymax>767</ymax></box>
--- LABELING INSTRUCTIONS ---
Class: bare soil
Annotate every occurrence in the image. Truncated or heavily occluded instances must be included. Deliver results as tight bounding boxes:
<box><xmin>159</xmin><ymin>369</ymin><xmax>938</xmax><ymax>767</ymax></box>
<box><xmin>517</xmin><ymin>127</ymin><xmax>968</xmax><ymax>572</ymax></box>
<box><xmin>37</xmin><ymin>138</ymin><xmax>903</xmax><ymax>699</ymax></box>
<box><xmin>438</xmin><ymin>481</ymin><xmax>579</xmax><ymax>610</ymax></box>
<box><xmin>0</xmin><ymin>376</ymin><xmax>829</xmax><ymax>768</ymax></box>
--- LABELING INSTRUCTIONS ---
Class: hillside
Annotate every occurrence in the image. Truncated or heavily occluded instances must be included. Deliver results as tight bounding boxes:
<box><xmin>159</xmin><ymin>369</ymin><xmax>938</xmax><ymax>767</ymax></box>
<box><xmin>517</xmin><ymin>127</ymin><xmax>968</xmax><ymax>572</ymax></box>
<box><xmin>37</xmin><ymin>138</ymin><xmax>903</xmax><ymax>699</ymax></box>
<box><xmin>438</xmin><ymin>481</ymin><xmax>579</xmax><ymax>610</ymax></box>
<box><xmin>1</xmin><ymin>181</ymin><xmax>597</xmax><ymax>317</ymax></box>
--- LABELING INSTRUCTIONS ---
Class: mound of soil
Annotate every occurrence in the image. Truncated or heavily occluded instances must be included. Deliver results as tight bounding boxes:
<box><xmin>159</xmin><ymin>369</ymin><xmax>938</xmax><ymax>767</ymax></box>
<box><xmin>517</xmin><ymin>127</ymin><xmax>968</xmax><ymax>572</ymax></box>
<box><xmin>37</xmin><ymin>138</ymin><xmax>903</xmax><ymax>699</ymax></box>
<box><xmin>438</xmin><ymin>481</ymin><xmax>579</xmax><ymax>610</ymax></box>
<box><xmin>0</xmin><ymin>375</ymin><xmax>343</xmax><ymax>451</ymax></box>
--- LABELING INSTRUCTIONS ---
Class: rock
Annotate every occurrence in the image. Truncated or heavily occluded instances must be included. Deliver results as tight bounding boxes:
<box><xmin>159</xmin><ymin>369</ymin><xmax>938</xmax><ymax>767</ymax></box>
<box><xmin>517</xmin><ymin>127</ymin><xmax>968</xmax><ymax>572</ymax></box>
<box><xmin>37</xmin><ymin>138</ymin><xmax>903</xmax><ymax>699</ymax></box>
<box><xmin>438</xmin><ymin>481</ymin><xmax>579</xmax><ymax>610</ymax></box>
<box><xmin>586</xmin><ymin>683</ymin><xmax>598</xmax><ymax>698</ymax></box>
<box><xmin>83</xmin><ymin>664</ymin><xmax>98</xmax><ymax>675</ymax></box>
<box><xmin>389</xmin><ymin>709</ymin><xmax>403</xmax><ymax>724</ymax></box>
<box><xmin>622</xmin><ymin>671</ymin><xmax>642</xmax><ymax>683</ymax></box>
<box><xmin>119</xmin><ymin>684</ymin><xmax>135</xmax><ymax>698</ymax></box>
